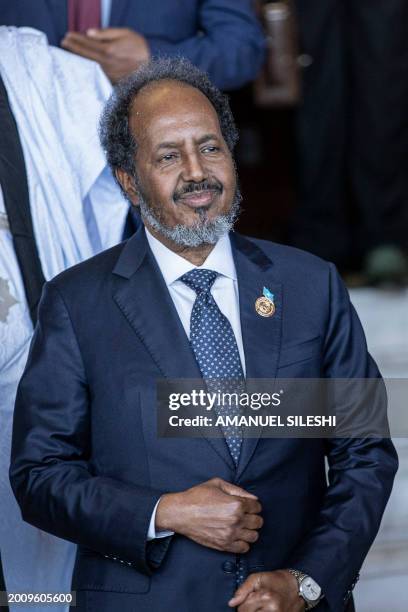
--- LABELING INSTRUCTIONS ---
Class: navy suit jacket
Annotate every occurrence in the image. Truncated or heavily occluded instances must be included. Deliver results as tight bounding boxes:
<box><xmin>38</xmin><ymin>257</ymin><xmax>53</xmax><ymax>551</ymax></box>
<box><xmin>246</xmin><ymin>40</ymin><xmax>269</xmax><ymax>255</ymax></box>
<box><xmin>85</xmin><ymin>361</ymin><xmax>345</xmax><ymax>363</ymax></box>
<box><xmin>0</xmin><ymin>0</ymin><xmax>264</xmax><ymax>90</ymax></box>
<box><xmin>10</xmin><ymin>228</ymin><xmax>398</xmax><ymax>612</ymax></box>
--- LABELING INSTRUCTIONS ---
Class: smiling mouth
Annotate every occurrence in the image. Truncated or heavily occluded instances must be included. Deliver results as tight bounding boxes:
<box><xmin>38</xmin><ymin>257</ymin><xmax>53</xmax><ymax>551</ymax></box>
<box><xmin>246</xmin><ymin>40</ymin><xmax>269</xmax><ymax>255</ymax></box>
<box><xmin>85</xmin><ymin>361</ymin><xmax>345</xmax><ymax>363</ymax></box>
<box><xmin>175</xmin><ymin>188</ymin><xmax>222</xmax><ymax>209</ymax></box>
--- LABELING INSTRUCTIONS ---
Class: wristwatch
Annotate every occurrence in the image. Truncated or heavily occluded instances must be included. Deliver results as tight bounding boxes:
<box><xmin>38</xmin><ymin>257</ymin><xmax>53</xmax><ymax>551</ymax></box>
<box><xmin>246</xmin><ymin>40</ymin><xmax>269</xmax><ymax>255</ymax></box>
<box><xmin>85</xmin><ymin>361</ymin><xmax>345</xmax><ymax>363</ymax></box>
<box><xmin>287</xmin><ymin>569</ymin><xmax>323</xmax><ymax>610</ymax></box>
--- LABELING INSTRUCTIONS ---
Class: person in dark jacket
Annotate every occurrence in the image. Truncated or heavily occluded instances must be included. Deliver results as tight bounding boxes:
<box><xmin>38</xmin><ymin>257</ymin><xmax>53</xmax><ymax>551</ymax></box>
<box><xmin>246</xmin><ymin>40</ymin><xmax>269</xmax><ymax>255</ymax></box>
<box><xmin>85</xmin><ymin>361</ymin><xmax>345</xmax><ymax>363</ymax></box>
<box><xmin>10</xmin><ymin>58</ymin><xmax>398</xmax><ymax>612</ymax></box>
<box><xmin>0</xmin><ymin>0</ymin><xmax>265</xmax><ymax>89</ymax></box>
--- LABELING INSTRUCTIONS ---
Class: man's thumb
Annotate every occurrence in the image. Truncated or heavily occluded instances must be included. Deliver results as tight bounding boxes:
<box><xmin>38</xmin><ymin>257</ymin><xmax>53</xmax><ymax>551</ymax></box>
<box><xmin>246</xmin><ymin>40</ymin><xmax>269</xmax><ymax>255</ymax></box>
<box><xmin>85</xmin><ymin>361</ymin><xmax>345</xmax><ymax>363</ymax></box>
<box><xmin>228</xmin><ymin>578</ymin><xmax>255</xmax><ymax>607</ymax></box>
<box><xmin>217</xmin><ymin>479</ymin><xmax>257</xmax><ymax>499</ymax></box>
<box><xmin>86</xmin><ymin>28</ymin><xmax>102</xmax><ymax>37</ymax></box>
<box><xmin>86</xmin><ymin>27</ymin><xmax>125</xmax><ymax>39</ymax></box>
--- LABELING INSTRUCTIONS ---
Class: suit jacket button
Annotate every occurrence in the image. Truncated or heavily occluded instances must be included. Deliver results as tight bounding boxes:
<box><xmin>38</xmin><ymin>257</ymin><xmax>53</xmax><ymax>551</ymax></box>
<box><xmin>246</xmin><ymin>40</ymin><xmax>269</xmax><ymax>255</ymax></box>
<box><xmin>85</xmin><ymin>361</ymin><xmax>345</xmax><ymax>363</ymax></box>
<box><xmin>222</xmin><ymin>561</ymin><xmax>236</xmax><ymax>574</ymax></box>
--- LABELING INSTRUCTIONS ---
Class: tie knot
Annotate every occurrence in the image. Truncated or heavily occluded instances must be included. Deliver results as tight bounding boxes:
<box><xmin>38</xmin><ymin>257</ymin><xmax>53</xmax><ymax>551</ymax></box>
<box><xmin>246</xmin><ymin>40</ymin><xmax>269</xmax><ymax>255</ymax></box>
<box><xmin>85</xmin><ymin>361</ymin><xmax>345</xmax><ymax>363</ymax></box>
<box><xmin>180</xmin><ymin>268</ymin><xmax>218</xmax><ymax>294</ymax></box>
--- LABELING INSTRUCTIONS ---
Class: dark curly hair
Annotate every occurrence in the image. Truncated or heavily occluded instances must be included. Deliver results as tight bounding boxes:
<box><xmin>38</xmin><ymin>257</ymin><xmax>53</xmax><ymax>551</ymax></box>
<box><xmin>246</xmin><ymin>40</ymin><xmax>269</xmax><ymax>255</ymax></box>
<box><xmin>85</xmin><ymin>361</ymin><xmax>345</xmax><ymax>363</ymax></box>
<box><xmin>99</xmin><ymin>57</ymin><xmax>239</xmax><ymax>197</ymax></box>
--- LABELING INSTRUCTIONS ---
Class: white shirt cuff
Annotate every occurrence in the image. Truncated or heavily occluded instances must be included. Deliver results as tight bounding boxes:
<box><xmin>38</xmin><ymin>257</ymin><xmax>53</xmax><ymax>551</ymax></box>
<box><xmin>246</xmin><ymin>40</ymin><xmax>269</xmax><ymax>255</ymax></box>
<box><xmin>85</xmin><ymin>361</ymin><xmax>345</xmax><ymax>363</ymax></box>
<box><xmin>147</xmin><ymin>498</ymin><xmax>175</xmax><ymax>541</ymax></box>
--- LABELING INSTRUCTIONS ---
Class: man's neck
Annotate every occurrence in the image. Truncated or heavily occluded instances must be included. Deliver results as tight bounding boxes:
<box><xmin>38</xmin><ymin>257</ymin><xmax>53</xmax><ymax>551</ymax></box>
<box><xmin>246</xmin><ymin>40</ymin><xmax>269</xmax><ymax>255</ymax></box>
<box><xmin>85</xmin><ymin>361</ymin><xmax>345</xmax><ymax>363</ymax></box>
<box><xmin>145</xmin><ymin>224</ymin><xmax>216</xmax><ymax>266</ymax></box>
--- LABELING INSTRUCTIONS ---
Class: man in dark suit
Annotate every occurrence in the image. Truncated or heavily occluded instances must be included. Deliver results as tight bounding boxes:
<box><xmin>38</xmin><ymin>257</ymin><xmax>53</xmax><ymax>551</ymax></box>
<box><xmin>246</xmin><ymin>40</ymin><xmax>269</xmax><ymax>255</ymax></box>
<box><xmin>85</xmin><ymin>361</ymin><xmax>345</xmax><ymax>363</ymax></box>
<box><xmin>10</xmin><ymin>58</ymin><xmax>397</xmax><ymax>611</ymax></box>
<box><xmin>0</xmin><ymin>0</ymin><xmax>264</xmax><ymax>89</ymax></box>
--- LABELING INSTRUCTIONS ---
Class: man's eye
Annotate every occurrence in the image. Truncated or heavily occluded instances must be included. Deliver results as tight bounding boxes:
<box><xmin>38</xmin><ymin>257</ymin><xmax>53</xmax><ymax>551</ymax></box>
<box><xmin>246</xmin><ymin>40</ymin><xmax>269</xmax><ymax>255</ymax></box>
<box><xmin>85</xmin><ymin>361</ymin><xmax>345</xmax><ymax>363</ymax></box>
<box><xmin>202</xmin><ymin>146</ymin><xmax>219</xmax><ymax>153</ymax></box>
<box><xmin>160</xmin><ymin>153</ymin><xmax>177</xmax><ymax>162</ymax></box>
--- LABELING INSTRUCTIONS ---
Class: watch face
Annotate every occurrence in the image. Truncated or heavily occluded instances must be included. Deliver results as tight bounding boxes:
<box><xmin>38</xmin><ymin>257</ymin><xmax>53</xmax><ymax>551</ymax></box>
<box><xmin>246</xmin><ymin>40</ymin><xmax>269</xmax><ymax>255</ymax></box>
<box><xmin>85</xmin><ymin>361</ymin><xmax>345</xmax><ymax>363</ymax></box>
<box><xmin>300</xmin><ymin>576</ymin><xmax>322</xmax><ymax>602</ymax></box>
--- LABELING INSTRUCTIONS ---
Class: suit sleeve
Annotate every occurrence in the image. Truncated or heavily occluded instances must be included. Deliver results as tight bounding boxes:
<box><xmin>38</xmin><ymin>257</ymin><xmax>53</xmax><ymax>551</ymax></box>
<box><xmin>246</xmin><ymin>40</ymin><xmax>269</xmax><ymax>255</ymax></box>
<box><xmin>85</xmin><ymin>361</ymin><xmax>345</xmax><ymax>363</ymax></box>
<box><xmin>146</xmin><ymin>0</ymin><xmax>265</xmax><ymax>90</ymax></box>
<box><xmin>9</xmin><ymin>281</ymin><xmax>172</xmax><ymax>575</ymax></box>
<box><xmin>287</xmin><ymin>263</ymin><xmax>398</xmax><ymax>610</ymax></box>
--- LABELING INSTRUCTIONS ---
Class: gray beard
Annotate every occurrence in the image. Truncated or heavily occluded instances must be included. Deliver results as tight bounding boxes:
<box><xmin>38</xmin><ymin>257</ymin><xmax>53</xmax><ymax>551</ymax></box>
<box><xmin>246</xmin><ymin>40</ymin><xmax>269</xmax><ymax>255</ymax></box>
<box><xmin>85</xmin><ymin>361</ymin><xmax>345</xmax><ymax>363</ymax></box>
<box><xmin>137</xmin><ymin>186</ymin><xmax>242</xmax><ymax>248</ymax></box>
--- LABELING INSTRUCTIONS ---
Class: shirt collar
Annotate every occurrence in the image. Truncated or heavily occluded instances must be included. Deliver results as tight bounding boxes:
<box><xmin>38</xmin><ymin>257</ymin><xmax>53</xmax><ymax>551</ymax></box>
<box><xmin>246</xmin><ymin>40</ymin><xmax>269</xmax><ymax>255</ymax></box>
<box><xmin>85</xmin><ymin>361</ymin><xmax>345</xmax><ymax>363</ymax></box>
<box><xmin>145</xmin><ymin>226</ymin><xmax>237</xmax><ymax>287</ymax></box>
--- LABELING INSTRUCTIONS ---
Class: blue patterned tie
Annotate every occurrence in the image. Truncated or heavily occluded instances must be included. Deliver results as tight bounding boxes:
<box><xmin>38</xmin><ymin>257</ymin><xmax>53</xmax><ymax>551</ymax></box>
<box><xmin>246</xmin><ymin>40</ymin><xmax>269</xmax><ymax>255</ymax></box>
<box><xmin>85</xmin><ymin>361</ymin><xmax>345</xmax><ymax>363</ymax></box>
<box><xmin>180</xmin><ymin>268</ymin><xmax>244</xmax><ymax>462</ymax></box>
<box><xmin>180</xmin><ymin>268</ymin><xmax>246</xmax><ymax>585</ymax></box>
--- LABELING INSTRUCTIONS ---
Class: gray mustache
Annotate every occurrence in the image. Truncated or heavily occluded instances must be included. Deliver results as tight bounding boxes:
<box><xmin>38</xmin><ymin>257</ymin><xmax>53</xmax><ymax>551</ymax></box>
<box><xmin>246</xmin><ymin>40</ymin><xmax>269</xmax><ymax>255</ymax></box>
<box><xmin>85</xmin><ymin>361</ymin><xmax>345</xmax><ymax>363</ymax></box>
<box><xmin>174</xmin><ymin>180</ymin><xmax>223</xmax><ymax>201</ymax></box>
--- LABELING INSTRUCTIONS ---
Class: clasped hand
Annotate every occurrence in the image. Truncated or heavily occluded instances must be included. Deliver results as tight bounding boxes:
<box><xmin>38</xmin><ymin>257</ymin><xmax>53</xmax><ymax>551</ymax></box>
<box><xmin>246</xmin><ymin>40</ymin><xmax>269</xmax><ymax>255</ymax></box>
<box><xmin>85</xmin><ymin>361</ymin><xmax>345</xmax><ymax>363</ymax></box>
<box><xmin>229</xmin><ymin>570</ymin><xmax>305</xmax><ymax>612</ymax></box>
<box><xmin>156</xmin><ymin>478</ymin><xmax>304</xmax><ymax>610</ymax></box>
<box><xmin>156</xmin><ymin>477</ymin><xmax>263</xmax><ymax>554</ymax></box>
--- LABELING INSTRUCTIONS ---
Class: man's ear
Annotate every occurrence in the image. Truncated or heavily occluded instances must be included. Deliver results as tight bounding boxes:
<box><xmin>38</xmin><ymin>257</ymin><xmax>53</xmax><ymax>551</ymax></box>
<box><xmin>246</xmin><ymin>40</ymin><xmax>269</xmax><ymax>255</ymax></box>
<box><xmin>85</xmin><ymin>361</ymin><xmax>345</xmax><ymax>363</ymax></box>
<box><xmin>115</xmin><ymin>169</ymin><xmax>140</xmax><ymax>206</ymax></box>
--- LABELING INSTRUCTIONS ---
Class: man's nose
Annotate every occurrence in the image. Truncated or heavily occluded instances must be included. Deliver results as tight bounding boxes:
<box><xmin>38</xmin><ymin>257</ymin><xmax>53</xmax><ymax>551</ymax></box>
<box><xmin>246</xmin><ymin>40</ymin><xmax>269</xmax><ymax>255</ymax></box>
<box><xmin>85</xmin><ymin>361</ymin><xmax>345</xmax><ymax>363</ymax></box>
<box><xmin>181</xmin><ymin>152</ymin><xmax>207</xmax><ymax>182</ymax></box>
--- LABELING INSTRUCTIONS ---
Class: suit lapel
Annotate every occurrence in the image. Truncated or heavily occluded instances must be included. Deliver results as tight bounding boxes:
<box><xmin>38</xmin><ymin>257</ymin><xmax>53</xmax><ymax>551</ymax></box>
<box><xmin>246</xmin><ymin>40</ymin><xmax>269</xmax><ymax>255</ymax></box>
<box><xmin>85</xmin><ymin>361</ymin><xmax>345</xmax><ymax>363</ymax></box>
<box><xmin>231</xmin><ymin>234</ymin><xmax>283</xmax><ymax>480</ymax></box>
<box><xmin>112</xmin><ymin>228</ymin><xmax>235</xmax><ymax>470</ymax></box>
<box><xmin>112</xmin><ymin>230</ymin><xmax>199</xmax><ymax>380</ymax></box>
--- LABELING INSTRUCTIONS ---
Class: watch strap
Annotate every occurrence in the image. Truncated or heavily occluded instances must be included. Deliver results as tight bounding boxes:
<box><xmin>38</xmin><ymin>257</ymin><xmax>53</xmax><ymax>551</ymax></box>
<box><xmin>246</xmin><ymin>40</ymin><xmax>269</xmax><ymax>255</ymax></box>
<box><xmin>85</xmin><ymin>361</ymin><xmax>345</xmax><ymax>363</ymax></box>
<box><xmin>287</xmin><ymin>568</ymin><xmax>322</xmax><ymax>610</ymax></box>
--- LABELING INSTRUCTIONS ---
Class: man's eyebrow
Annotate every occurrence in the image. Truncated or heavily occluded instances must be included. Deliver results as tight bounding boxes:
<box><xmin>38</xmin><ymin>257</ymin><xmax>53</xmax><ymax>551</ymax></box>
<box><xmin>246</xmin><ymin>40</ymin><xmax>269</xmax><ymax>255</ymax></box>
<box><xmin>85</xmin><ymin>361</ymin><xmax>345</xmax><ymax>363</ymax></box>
<box><xmin>155</xmin><ymin>141</ymin><xmax>181</xmax><ymax>151</ymax></box>
<box><xmin>196</xmin><ymin>133</ymin><xmax>219</xmax><ymax>144</ymax></box>
<box><xmin>155</xmin><ymin>133</ymin><xmax>220</xmax><ymax>151</ymax></box>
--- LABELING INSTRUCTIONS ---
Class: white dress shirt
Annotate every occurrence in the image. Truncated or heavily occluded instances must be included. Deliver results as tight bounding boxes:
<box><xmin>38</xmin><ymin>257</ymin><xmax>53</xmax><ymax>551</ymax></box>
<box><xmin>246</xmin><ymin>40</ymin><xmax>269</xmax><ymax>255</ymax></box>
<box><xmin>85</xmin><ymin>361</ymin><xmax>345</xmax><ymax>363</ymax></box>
<box><xmin>101</xmin><ymin>0</ymin><xmax>112</xmax><ymax>28</ymax></box>
<box><xmin>145</xmin><ymin>227</ymin><xmax>246</xmax><ymax>539</ymax></box>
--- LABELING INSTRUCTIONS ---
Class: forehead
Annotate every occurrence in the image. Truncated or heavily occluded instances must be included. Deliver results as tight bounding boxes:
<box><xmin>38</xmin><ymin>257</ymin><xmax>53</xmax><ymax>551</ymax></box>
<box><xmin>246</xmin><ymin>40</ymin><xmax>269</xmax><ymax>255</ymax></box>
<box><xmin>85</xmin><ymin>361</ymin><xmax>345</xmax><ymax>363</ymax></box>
<box><xmin>129</xmin><ymin>80</ymin><xmax>222</xmax><ymax>146</ymax></box>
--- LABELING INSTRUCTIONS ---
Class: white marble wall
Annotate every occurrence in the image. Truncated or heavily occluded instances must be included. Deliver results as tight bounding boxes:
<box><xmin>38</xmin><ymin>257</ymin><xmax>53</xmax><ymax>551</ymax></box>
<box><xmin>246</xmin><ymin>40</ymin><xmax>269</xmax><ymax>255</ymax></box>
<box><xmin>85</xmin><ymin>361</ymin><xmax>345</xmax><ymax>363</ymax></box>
<box><xmin>349</xmin><ymin>288</ymin><xmax>408</xmax><ymax>612</ymax></box>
